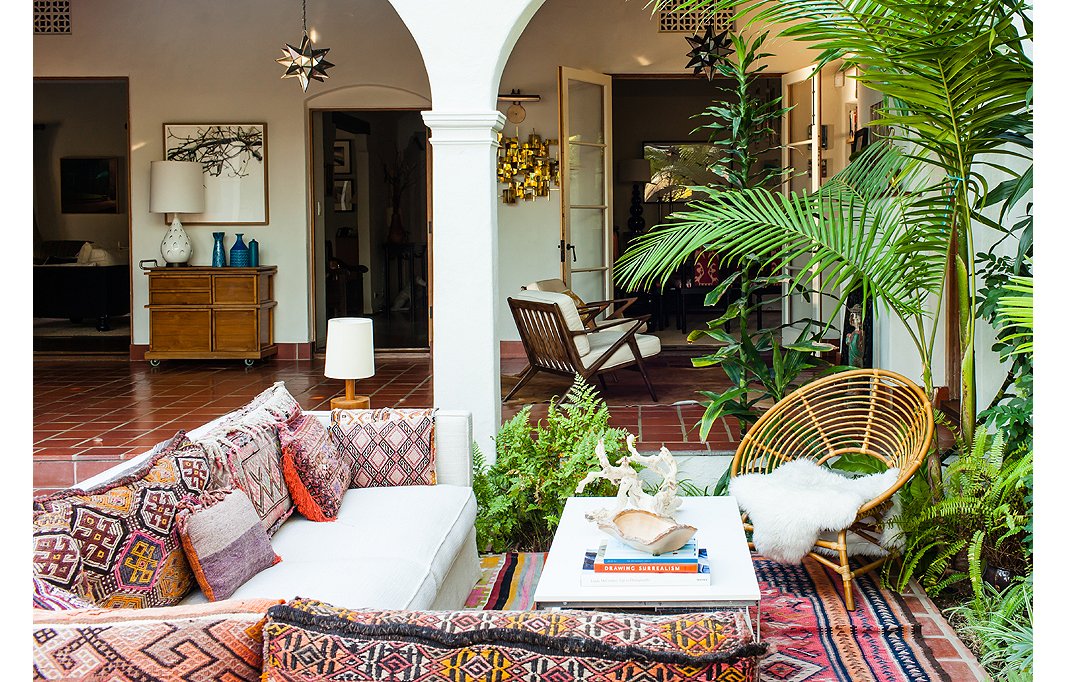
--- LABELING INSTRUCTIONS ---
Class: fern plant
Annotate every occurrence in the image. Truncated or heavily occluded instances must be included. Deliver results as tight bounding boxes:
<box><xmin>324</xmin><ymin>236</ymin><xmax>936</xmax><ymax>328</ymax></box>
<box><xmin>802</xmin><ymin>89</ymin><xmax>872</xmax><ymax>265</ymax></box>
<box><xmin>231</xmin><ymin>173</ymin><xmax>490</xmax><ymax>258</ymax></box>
<box><xmin>884</xmin><ymin>426</ymin><xmax>1033</xmax><ymax>602</ymax></box>
<box><xmin>471</xmin><ymin>376</ymin><xmax>629</xmax><ymax>553</ymax></box>
<box><xmin>948</xmin><ymin>574</ymin><xmax>1034</xmax><ymax>682</ymax></box>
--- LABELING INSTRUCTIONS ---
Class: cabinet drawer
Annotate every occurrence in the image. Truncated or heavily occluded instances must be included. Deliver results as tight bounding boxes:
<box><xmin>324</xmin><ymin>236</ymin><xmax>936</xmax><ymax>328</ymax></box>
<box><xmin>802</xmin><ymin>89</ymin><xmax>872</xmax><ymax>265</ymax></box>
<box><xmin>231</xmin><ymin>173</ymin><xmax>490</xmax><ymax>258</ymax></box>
<box><xmin>213</xmin><ymin>310</ymin><xmax>259</xmax><ymax>351</ymax></box>
<box><xmin>150</xmin><ymin>290</ymin><xmax>212</xmax><ymax>305</ymax></box>
<box><xmin>151</xmin><ymin>275</ymin><xmax>211</xmax><ymax>291</ymax></box>
<box><xmin>214</xmin><ymin>276</ymin><xmax>258</xmax><ymax>304</ymax></box>
<box><xmin>149</xmin><ymin>310</ymin><xmax>211</xmax><ymax>352</ymax></box>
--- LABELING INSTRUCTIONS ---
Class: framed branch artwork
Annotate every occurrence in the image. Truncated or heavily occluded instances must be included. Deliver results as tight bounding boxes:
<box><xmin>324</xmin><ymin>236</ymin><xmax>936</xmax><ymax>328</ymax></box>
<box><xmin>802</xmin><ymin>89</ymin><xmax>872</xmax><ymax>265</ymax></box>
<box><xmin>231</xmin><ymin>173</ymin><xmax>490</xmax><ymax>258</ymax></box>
<box><xmin>163</xmin><ymin>123</ymin><xmax>268</xmax><ymax>224</ymax></box>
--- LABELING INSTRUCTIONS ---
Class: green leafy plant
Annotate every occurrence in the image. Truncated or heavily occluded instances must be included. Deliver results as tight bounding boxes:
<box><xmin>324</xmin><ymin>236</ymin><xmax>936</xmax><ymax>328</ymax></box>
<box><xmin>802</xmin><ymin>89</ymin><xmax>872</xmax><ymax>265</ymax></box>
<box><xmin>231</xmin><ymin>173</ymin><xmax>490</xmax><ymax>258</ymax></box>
<box><xmin>639</xmin><ymin>0</ymin><xmax>1033</xmax><ymax>452</ymax></box>
<box><xmin>471</xmin><ymin>376</ymin><xmax>629</xmax><ymax>553</ymax></box>
<box><xmin>948</xmin><ymin>574</ymin><xmax>1033</xmax><ymax>682</ymax></box>
<box><xmin>883</xmin><ymin>426</ymin><xmax>1033</xmax><ymax>602</ymax></box>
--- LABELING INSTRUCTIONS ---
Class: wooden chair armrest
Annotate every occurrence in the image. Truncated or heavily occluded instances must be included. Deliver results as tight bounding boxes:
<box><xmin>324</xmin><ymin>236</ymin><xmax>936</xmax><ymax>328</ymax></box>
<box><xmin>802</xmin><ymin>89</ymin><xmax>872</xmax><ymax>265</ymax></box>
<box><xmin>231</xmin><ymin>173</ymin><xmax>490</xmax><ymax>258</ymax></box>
<box><xmin>581</xmin><ymin>297</ymin><xmax>638</xmax><ymax>319</ymax></box>
<box><xmin>589</xmin><ymin>314</ymin><xmax>651</xmax><ymax>332</ymax></box>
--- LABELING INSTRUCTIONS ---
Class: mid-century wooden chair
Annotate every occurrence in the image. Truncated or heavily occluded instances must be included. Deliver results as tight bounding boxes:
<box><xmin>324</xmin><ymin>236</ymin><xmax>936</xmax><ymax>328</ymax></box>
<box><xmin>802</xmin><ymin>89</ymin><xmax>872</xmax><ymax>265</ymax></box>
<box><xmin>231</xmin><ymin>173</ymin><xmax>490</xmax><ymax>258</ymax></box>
<box><xmin>731</xmin><ymin>368</ymin><xmax>934</xmax><ymax>610</ymax></box>
<box><xmin>521</xmin><ymin>278</ymin><xmax>644</xmax><ymax>332</ymax></box>
<box><xmin>505</xmin><ymin>290</ymin><xmax>661</xmax><ymax>402</ymax></box>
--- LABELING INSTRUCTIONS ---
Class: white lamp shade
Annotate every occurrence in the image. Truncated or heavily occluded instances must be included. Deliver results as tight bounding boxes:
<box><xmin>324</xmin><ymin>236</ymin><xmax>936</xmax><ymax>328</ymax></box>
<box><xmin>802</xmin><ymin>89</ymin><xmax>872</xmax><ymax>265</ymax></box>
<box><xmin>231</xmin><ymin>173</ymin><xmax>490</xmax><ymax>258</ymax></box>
<box><xmin>324</xmin><ymin>317</ymin><xmax>376</xmax><ymax>379</ymax></box>
<box><xmin>617</xmin><ymin>158</ymin><xmax>652</xmax><ymax>183</ymax></box>
<box><xmin>150</xmin><ymin>161</ymin><xmax>205</xmax><ymax>214</ymax></box>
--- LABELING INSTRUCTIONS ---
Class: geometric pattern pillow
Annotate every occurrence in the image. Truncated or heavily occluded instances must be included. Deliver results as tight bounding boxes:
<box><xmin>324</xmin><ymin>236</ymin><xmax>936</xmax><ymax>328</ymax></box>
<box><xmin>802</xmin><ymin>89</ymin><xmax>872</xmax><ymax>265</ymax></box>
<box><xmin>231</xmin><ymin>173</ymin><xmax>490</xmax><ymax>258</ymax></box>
<box><xmin>279</xmin><ymin>414</ymin><xmax>354</xmax><ymax>521</ymax></box>
<box><xmin>262</xmin><ymin>599</ymin><xmax>765</xmax><ymax>681</ymax></box>
<box><xmin>33</xmin><ymin>598</ymin><xmax>284</xmax><ymax>681</ymax></box>
<box><xmin>33</xmin><ymin>577</ymin><xmax>93</xmax><ymax>610</ymax></box>
<box><xmin>238</xmin><ymin>380</ymin><xmax>303</xmax><ymax>424</ymax></box>
<box><xmin>195</xmin><ymin>424</ymin><xmax>293</xmax><ymax>537</ymax></box>
<box><xmin>329</xmin><ymin>408</ymin><xmax>436</xmax><ymax>488</ymax></box>
<box><xmin>31</xmin><ymin>431</ymin><xmax>213</xmax><ymax>608</ymax></box>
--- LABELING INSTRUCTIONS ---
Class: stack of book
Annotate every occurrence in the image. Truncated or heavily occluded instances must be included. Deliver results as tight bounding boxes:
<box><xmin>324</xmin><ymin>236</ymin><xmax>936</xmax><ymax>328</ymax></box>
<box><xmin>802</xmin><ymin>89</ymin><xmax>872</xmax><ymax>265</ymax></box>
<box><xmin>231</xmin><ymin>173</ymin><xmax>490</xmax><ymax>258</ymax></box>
<box><xmin>580</xmin><ymin>537</ymin><xmax>710</xmax><ymax>587</ymax></box>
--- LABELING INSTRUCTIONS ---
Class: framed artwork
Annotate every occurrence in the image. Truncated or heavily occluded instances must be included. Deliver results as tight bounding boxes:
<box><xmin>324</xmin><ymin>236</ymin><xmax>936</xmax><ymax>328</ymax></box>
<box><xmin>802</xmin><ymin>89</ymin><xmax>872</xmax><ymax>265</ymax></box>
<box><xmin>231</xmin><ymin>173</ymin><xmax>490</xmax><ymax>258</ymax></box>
<box><xmin>163</xmin><ymin>123</ymin><xmax>268</xmax><ymax>224</ymax></box>
<box><xmin>333</xmin><ymin>140</ymin><xmax>352</xmax><ymax>175</ymax></box>
<box><xmin>642</xmin><ymin>142</ymin><xmax>719</xmax><ymax>203</ymax></box>
<box><xmin>60</xmin><ymin>157</ymin><xmax>122</xmax><ymax>213</ymax></box>
<box><xmin>333</xmin><ymin>180</ymin><xmax>353</xmax><ymax>212</ymax></box>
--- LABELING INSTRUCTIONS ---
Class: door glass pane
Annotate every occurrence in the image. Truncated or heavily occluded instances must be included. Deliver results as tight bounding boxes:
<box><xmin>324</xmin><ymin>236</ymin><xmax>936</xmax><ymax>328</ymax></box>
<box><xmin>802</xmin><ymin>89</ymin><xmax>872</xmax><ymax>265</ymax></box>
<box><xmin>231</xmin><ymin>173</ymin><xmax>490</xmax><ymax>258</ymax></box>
<box><xmin>571</xmin><ymin>269</ymin><xmax>607</xmax><ymax>304</ymax></box>
<box><xmin>568</xmin><ymin>144</ymin><xmax>605</xmax><ymax>206</ymax></box>
<box><xmin>570</xmin><ymin>208</ymin><xmax>606</xmax><ymax>269</ymax></box>
<box><xmin>567</xmin><ymin>80</ymin><xmax>604</xmax><ymax>144</ymax></box>
<box><xmin>788</xmin><ymin>80</ymin><xmax>813</xmax><ymax>141</ymax></box>
<box><xmin>787</xmin><ymin>145</ymin><xmax>813</xmax><ymax>193</ymax></box>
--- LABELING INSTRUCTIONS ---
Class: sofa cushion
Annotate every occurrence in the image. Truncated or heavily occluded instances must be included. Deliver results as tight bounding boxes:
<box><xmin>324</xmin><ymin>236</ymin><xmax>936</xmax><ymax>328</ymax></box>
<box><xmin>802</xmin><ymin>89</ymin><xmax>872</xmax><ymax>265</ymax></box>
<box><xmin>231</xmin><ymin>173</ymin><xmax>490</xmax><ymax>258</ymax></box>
<box><xmin>180</xmin><ymin>484</ymin><xmax>476</xmax><ymax>610</ymax></box>
<box><xmin>240</xmin><ymin>381</ymin><xmax>304</xmax><ymax>423</ymax></box>
<box><xmin>33</xmin><ymin>598</ymin><xmax>282</xmax><ymax>681</ymax></box>
<box><xmin>280</xmin><ymin>412</ymin><xmax>353</xmax><ymax>520</ymax></box>
<box><xmin>33</xmin><ymin>577</ymin><xmax>92</xmax><ymax>610</ymax></box>
<box><xmin>580</xmin><ymin>329</ymin><xmax>662</xmax><ymax>370</ymax></box>
<box><xmin>32</xmin><ymin>432</ymin><xmax>212</xmax><ymax>608</ymax></box>
<box><xmin>261</xmin><ymin>600</ymin><xmax>765</xmax><ymax>681</ymax></box>
<box><xmin>177</xmin><ymin>489</ymin><xmax>282</xmax><ymax>601</ymax></box>
<box><xmin>330</xmin><ymin>408</ymin><xmax>436</xmax><ymax>488</ymax></box>
<box><xmin>32</xmin><ymin>511</ymin><xmax>89</xmax><ymax>598</ymax></box>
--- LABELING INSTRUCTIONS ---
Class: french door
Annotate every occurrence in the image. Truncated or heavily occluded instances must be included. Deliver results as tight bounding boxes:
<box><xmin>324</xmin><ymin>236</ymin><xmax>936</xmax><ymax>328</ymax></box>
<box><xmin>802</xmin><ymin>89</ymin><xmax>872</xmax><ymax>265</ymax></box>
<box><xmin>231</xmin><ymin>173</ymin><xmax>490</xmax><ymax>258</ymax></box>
<box><xmin>558</xmin><ymin>67</ymin><xmax>613</xmax><ymax>304</ymax></box>
<box><xmin>779</xmin><ymin>66</ymin><xmax>823</xmax><ymax>343</ymax></box>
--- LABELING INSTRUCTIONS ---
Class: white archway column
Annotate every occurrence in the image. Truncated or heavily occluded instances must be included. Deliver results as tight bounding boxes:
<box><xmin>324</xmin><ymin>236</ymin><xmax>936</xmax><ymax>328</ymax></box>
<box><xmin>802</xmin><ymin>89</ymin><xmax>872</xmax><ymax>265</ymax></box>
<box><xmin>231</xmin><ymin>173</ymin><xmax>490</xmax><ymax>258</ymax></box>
<box><xmin>423</xmin><ymin>111</ymin><xmax>507</xmax><ymax>458</ymax></box>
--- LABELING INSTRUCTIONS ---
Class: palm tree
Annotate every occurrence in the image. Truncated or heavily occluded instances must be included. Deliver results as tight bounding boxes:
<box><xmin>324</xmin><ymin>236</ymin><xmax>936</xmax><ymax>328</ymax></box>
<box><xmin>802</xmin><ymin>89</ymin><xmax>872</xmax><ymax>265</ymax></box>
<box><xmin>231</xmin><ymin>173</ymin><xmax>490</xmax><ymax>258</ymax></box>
<box><xmin>627</xmin><ymin>0</ymin><xmax>1032</xmax><ymax>448</ymax></box>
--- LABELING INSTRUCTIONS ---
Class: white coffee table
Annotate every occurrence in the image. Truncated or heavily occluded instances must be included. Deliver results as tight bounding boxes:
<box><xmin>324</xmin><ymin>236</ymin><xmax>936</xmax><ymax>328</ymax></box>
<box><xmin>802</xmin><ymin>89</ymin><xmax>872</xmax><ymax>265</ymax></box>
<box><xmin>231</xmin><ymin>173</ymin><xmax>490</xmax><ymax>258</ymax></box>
<box><xmin>533</xmin><ymin>496</ymin><xmax>761</xmax><ymax>638</ymax></box>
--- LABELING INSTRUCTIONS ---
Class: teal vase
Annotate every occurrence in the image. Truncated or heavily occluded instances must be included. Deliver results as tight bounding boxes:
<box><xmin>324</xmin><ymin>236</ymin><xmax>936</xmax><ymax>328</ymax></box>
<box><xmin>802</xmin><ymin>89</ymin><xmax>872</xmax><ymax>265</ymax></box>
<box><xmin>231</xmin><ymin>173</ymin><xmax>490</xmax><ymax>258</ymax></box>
<box><xmin>211</xmin><ymin>232</ymin><xmax>226</xmax><ymax>267</ymax></box>
<box><xmin>229</xmin><ymin>233</ymin><xmax>249</xmax><ymax>267</ymax></box>
<box><xmin>248</xmin><ymin>239</ymin><xmax>260</xmax><ymax>267</ymax></box>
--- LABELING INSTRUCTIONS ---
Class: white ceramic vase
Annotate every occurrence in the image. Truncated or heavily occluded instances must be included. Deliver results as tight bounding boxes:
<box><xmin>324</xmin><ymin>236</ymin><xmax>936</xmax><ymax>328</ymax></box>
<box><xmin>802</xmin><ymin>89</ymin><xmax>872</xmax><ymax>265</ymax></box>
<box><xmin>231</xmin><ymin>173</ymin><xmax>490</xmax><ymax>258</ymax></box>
<box><xmin>161</xmin><ymin>218</ymin><xmax>192</xmax><ymax>265</ymax></box>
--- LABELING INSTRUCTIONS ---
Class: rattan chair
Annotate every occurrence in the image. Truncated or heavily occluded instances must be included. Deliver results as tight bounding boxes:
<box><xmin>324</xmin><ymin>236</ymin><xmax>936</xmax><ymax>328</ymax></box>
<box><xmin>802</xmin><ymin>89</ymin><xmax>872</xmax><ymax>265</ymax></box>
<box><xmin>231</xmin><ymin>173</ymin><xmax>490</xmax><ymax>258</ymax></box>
<box><xmin>731</xmin><ymin>368</ymin><xmax>934</xmax><ymax>610</ymax></box>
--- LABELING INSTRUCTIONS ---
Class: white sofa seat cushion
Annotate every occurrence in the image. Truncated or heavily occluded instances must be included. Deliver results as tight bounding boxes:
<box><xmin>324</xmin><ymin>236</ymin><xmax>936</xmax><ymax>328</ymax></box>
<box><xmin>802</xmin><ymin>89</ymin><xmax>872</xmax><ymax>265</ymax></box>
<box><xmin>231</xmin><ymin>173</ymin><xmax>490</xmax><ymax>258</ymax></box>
<box><xmin>579</xmin><ymin>329</ymin><xmax>661</xmax><ymax>370</ymax></box>
<box><xmin>180</xmin><ymin>484</ymin><xmax>476</xmax><ymax>610</ymax></box>
<box><xmin>511</xmin><ymin>289</ymin><xmax>590</xmax><ymax>355</ymax></box>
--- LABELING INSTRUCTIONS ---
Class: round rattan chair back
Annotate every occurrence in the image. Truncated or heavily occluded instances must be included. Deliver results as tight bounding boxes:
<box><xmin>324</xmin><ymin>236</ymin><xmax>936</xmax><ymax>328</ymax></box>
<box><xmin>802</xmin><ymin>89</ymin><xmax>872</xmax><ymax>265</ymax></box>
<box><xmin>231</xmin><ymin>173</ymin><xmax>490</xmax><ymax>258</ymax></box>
<box><xmin>731</xmin><ymin>369</ymin><xmax>934</xmax><ymax>514</ymax></box>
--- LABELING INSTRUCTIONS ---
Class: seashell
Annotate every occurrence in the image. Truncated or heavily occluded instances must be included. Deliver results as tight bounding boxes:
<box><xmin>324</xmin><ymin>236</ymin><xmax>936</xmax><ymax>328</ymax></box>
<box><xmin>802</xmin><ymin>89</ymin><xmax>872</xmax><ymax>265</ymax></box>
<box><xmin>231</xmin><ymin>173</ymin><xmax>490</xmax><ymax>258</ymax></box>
<box><xmin>591</xmin><ymin>508</ymin><xmax>697</xmax><ymax>556</ymax></box>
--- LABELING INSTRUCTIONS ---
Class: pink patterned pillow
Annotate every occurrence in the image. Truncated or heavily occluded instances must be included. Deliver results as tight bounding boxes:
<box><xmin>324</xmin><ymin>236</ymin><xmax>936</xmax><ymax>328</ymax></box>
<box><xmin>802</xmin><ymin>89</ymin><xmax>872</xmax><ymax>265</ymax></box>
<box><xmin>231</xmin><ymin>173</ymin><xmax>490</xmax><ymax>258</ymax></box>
<box><xmin>34</xmin><ymin>577</ymin><xmax>92</xmax><ymax>611</ymax></box>
<box><xmin>279</xmin><ymin>414</ymin><xmax>354</xmax><ymax>521</ymax></box>
<box><xmin>328</xmin><ymin>408</ymin><xmax>436</xmax><ymax>488</ymax></box>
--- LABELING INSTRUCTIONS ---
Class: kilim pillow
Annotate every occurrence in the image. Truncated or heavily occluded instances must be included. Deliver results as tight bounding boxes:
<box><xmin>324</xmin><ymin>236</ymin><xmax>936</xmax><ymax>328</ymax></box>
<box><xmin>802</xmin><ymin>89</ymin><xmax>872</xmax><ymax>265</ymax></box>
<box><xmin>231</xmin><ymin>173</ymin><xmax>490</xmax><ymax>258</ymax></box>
<box><xmin>195</xmin><ymin>421</ymin><xmax>294</xmax><ymax>537</ymax></box>
<box><xmin>176</xmin><ymin>488</ymin><xmax>282</xmax><ymax>601</ymax></box>
<box><xmin>32</xmin><ymin>510</ymin><xmax>89</xmax><ymax>599</ymax></box>
<box><xmin>33</xmin><ymin>577</ymin><xmax>92</xmax><ymax>610</ymax></box>
<box><xmin>31</xmin><ymin>431</ymin><xmax>213</xmax><ymax>608</ymax></box>
<box><xmin>238</xmin><ymin>380</ymin><xmax>304</xmax><ymax>424</ymax></box>
<box><xmin>262</xmin><ymin>599</ymin><xmax>766</xmax><ymax>681</ymax></box>
<box><xmin>279</xmin><ymin>413</ymin><xmax>355</xmax><ymax>521</ymax></box>
<box><xmin>33</xmin><ymin>598</ymin><xmax>283</xmax><ymax>681</ymax></box>
<box><xmin>329</xmin><ymin>407</ymin><xmax>436</xmax><ymax>488</ymax></box>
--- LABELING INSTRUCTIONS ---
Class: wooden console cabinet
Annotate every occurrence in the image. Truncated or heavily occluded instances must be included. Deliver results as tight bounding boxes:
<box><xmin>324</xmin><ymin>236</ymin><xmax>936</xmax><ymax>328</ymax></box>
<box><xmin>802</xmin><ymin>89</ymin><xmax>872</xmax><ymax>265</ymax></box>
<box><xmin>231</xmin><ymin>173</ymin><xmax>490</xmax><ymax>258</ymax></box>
<box><xmin>144</xmin><ymin>266</ymin><xmax>277</xmax><ymax>365</ymax></box>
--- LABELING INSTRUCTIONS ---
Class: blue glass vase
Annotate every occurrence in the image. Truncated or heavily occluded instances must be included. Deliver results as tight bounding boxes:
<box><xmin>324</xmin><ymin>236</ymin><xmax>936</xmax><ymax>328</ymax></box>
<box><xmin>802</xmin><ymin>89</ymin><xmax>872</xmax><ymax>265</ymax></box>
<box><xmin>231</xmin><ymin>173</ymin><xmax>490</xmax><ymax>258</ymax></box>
<box><xmin>211</xmin><ymin>232</ymin><xmax>226</xmax><ymax>267</ymax></box>
<box><xmin>229</xmin><ymin>233</ymin><xmax>249</xmax><ymax>267</ymax></box>
<box><xmin>248</xmin><ymin>239</ymin><xmax>260</xmax><ymax>267</ymax></box>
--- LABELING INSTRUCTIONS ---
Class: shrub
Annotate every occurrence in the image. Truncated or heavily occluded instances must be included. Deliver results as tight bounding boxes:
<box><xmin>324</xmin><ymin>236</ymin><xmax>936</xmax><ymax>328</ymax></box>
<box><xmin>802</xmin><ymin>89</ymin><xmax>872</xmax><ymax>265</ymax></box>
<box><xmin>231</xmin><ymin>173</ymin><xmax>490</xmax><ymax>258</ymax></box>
<box><xmin>472</xmin><ymin>376</ymin><xmax>629</xmax><ymax>552</ymax></box>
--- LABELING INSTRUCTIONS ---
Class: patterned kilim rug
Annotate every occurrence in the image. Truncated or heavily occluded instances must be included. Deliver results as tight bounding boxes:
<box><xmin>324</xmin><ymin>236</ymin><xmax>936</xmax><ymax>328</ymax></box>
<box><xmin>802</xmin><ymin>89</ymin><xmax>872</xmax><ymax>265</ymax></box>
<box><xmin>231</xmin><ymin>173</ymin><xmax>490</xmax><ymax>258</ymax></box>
<box><xmin>465</xmin><ymin>552</ymin><xmax>950</xmax><ymax>682</ymax></box>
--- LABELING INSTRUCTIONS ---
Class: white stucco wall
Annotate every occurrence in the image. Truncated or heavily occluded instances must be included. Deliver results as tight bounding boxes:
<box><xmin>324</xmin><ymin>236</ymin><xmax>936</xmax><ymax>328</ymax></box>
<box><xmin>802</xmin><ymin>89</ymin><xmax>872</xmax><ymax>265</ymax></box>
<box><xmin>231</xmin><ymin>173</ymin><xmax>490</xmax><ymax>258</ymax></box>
<box><xmin>33</xmin><ymin>0</ymin><xmax>431</xmax><ymax>345</ymax></box>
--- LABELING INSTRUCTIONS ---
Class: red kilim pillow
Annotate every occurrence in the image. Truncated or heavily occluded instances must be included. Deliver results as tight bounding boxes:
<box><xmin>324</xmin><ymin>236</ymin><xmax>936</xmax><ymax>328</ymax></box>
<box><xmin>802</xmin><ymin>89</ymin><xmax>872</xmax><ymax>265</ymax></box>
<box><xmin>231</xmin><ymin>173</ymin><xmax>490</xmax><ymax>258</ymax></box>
<box><xmin>329</xmin><ymin>408</ymin><xmax>436</xmax><ymax>488</ymax></box>
<box><xmin>279</xmin><ymin>413</ymin><xmax>354</xmax><ymax>521</ymax></box>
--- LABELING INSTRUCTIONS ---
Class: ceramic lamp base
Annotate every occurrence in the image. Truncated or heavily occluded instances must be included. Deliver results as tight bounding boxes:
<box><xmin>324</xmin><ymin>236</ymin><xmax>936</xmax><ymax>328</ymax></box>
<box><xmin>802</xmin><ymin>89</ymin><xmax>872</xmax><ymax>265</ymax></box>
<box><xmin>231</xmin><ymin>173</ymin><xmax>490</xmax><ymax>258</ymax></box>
<box><xmin>161</xmin><ymin>216</ymin><xmax>193</xmax><ymax>265</ymax></box>
<box><xmin>330</xmin><ymin>396</ymin><xmax>370</xmax><ymax>410</ymax></box>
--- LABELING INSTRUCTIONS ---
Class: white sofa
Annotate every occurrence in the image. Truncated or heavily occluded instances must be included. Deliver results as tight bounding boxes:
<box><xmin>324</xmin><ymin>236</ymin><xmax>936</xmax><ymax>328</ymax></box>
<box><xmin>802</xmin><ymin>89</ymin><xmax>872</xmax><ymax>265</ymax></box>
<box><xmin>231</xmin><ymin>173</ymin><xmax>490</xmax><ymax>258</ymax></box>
<box><xmin>74</xmin><ymin>410</ymin><xmax>481</xmax><ymax>611</ymax></box>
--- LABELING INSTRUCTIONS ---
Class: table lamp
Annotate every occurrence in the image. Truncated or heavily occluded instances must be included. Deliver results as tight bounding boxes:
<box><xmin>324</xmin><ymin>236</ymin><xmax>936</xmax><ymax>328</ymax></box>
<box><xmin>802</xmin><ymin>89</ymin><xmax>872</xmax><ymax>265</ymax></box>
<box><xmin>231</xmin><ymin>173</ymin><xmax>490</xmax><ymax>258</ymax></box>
<box><xmin>150</xmin><ymin>160</ymin><xmax>205</xmax><ymax>266</ymax></box>
<box><xmin>617</xmin><ymin>159</ymin><xmax>651</xmax><ymax>234</ymax></box>
<box><xmin>324</xmin><ymin>317</ymin><xmax>375</xmax><ymax>410</ymax></box>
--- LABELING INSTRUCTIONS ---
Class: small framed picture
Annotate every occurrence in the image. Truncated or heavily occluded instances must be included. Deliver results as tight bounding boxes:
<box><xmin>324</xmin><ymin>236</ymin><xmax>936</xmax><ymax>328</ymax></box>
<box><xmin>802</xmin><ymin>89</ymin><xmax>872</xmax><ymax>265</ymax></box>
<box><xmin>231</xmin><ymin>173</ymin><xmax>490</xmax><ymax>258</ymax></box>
<box><xmin>333</xmin><ymin>180</ymin><xmax>353</xmax><ymax>212</ymax></box>
<box><xmin>333</xmin><ymin>140</ymin><xmax>352</xmax><ymax>175</ymax></box>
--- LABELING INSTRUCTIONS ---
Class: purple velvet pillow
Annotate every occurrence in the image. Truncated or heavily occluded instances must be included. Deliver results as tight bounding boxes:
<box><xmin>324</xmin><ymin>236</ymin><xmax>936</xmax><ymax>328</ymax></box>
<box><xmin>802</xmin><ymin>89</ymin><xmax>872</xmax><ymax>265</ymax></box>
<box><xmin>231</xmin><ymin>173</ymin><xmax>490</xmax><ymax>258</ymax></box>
<box><xmin>176</xmin><ymin>489</ymin><xmax>281</xmax><ymax>601</ymax></box>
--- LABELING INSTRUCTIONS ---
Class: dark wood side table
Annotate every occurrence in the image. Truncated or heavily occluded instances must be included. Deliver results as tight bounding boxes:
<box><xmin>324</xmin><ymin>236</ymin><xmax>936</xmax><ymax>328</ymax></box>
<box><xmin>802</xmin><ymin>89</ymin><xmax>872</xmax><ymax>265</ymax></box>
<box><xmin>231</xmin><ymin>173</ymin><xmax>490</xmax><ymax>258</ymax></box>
<box><xmin>144</xmin><ymin>266</ymin><xmax>277</xmax><ymax>366</ymax></box>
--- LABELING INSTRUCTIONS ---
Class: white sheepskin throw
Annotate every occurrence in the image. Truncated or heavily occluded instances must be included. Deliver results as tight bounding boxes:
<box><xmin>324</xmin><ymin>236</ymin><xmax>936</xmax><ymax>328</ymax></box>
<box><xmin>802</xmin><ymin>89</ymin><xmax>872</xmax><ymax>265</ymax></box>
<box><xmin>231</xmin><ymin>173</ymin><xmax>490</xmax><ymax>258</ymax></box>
<box><xmin>730</xmin><ymin>459</ymin><xmax>900</xmax><ymax>565</ymax></box>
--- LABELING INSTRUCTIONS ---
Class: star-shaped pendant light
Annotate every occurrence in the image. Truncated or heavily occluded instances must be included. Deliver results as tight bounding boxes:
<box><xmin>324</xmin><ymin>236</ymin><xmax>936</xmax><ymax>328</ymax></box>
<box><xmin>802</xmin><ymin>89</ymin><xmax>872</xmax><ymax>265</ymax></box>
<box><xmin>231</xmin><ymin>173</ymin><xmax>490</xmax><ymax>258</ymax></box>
<box><xmin>685</xmin><ymin>27</ymin><xmax>734</xmax><ymax>79</ymax></box>
<box><xmin>277</xmin><ymin>0</ymin><xmax>334</xmax><ymax>91</ymax></box>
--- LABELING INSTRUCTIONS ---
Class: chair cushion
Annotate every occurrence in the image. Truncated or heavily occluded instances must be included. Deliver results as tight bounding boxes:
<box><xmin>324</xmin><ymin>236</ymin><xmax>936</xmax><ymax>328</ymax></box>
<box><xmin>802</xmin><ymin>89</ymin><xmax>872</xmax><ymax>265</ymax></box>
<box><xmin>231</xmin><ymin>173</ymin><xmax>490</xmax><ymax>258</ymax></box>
<box><xmin>579</xmin><ymin>330</ymin><xmax>661</xmax><ymax>370</ymax></box>
<box><xmin>261</xmin><ymin>600</ymin><xmax>765</xmax><ymax>681</ymax></box>
<box><xmin>180</xmin><ymin>484</ymin><xmax>476</xmax><ymax>610</ymax></box>
<box><xmin>512</xmin><ymin>289</ymin><xmax>591</xmax><ymax>355</ymax></box>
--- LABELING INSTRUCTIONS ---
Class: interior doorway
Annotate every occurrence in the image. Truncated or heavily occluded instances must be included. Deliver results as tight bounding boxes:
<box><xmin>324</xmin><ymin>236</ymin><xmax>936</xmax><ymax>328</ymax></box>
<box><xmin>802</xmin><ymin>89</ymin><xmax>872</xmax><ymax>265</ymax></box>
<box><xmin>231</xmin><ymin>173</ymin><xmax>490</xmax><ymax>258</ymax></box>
<box><xmin>33</xmin><ymin>77</ymin><xmax>132</xmax><ymax>355</ymax></box>
<box><xmin>310</xmin><ymin>109</ymin><xmax>430</xmax><ymax>352</ymax></box>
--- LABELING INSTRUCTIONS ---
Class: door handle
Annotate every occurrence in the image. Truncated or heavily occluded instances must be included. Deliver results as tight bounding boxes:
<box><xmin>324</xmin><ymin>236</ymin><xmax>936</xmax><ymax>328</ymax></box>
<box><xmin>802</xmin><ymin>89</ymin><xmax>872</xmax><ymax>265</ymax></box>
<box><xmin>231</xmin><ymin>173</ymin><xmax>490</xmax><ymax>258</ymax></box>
<box><xmin>567</xmin><ymin>244</ymin><xmax>577</xmax><ymax>263</ymax></box>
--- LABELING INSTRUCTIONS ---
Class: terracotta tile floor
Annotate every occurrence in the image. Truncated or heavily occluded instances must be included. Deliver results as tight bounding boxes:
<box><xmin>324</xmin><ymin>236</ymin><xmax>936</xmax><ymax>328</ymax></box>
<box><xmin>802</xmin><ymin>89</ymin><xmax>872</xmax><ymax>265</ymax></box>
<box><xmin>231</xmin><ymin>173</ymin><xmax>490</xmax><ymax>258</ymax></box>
<box><xmin>33</xmin><ymin>354</ymin><xmax>737</xmax><ymax>495</ymax></box>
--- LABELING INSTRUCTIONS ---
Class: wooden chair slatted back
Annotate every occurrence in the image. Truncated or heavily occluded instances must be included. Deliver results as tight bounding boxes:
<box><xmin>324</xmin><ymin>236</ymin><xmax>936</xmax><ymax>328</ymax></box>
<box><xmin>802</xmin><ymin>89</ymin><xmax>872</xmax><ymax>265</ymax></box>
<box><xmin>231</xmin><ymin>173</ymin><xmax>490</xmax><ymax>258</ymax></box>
<box><xmin>508</xmin><ymin>297</ymin><xmax>584</xmax><ymax>374</ymax></box>
<box><xmin>732</xmin><ymin>369</ymin><xmax>934</xmax><ymax>513</ymax></box>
